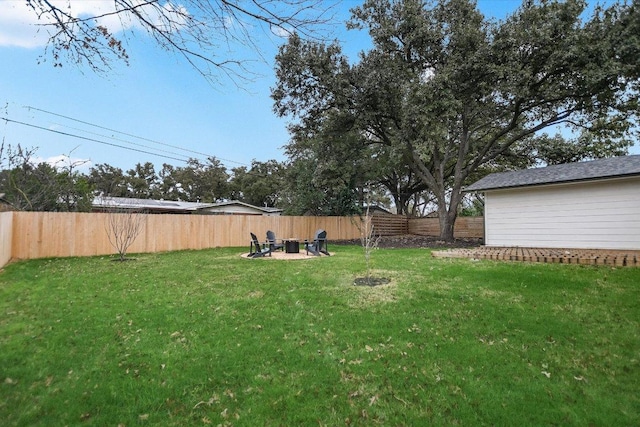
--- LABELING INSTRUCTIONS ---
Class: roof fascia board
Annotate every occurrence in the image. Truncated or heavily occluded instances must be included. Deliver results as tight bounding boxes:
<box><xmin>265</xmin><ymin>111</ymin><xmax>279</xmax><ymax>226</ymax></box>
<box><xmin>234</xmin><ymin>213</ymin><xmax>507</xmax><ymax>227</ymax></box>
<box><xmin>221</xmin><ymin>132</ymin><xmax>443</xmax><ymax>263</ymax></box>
<box><xmin>476</xmin><ymin>174</ymin><xmax>640</xmax><ymax>193</ymax></box>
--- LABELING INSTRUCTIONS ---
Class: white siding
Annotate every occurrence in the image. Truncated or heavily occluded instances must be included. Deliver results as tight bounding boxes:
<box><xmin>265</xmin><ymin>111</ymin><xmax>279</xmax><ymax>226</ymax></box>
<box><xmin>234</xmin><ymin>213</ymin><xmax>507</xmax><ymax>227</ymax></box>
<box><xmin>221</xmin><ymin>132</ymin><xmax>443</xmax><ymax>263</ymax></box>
<box><xmin>484</xmin><ymin>177</ymin><xmax>640</xmax><ymax>250</ymax></box>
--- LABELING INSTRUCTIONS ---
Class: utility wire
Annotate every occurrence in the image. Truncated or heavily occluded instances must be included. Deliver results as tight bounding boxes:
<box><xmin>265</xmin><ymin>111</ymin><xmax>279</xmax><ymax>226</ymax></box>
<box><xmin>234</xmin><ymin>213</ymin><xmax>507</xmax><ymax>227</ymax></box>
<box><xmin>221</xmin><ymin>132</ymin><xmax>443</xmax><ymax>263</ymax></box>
<box><xmin>24</xmin><ymin>105</ymin><xmax>251</xmax><ymax>167</ymax></box>
<box><xmin>1</xmin><ymin>116</ymin><xmax>189</xmax><ymax>163</ymax></box>
<box><xmin>2</xmin><ymin>114</ymin><xmax>281</xmax><ymax>181</ymax></box>
<box><xmin>50</xmin><ymin>121</ymin><xmax>191</xmax><ymax>162</ymax></box>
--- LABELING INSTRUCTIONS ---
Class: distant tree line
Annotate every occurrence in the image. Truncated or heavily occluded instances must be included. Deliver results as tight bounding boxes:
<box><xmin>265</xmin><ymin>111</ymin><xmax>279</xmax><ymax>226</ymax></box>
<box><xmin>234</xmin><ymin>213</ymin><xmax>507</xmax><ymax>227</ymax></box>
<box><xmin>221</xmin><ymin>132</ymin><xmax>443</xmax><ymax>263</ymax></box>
<box><xmin>1</xmin><ymin>127</ymin><xmax>629</xmax><ymax>216</ymax></box>
<box><xmin>0</xmin><ymin>143</ymin><xmax>288</xmax><ymax>213</ymax></box>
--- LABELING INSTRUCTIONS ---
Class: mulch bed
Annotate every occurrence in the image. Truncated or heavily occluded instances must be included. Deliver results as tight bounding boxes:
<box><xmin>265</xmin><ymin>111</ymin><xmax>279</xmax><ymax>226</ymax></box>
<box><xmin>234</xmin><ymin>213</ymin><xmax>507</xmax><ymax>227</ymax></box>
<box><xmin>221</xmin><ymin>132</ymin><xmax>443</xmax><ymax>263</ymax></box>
<box><xmin>353</xmin><ymin>277</ymin><xmax>392</xmax><ymax>287</ymax></box>
<box><xmin>333</xmin><ymin>235</ymin><xmax>483</xmax><ymax>249</ymax></box>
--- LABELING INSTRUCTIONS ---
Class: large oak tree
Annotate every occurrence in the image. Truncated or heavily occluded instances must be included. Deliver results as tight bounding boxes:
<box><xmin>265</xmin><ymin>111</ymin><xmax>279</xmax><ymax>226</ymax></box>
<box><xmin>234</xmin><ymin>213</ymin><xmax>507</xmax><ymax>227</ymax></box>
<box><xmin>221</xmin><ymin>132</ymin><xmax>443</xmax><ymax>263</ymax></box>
<box><xmin>272</xmin><ymin>0</ymin><xmax>639</xmax><ymax>240</ymax></box>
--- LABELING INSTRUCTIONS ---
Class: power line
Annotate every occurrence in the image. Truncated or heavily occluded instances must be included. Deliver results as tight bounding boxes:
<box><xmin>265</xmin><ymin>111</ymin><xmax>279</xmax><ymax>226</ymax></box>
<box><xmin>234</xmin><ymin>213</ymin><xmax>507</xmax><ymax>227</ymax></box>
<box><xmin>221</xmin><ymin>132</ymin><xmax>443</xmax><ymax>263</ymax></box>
<box><xmin>2</xmin><ymin>115</ymin><xmax>283</xmax><ymax>181</ymax></box>
<box><xmin>3</xmin><ymin>104</ymin><xmax>286</xmax><ymax>181</ymax></box>
<box><xmin>25</xmin><ymin>105</ymin><xmax>211</xmax><ymax>157</ymax></box>
<box><xmin>50</xmin><ymin>121</ymin><xmax>191</xmax><ymax>162</ymax></box>
<box><xmin>23</xmin><ymin>105</ymin><xmax>252</xmax><ymax>167</ymax></box>
<box><xmin>1</xmin><ymin>116</ymin><xmax>189</xmax><ymax>163</ymax></box>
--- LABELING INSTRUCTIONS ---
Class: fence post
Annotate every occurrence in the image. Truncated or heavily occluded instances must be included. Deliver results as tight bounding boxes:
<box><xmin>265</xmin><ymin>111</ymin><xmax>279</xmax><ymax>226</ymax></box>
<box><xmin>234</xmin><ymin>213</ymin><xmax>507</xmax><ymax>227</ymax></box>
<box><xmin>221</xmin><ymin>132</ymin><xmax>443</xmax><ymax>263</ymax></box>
<box><xmin>0</xmin><ymin>212</ymin><xmax>13</xmax><ymax>268</ymax></box>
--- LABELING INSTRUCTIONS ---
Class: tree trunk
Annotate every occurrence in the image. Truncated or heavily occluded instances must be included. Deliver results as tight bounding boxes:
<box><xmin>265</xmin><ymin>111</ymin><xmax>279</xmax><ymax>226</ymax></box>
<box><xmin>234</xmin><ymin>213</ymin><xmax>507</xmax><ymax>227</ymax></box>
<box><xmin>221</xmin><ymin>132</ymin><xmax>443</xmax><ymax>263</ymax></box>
<box><xmin>438</xmin><ymin>210</ymin><xmax>457</xmax><ymax>241</ymax></box>
<box><xmin>437</xmin><ymin>184</ymin><xmax>463</xmax><ymax>242</ymax></box>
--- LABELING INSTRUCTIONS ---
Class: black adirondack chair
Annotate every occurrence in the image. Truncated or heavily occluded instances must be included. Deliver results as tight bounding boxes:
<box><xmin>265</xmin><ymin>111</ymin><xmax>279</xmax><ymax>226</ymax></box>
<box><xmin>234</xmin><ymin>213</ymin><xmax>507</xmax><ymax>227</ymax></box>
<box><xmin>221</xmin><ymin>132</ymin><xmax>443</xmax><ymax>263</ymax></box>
<box><xmin>249</xmin><ymin>232</ymin><xmax>272</xmax><ymax>258</ymax></box>
<box><xmin>266</xmin><ymin>230</ymin><xmax>284</xmax><ymax>251</ymax></box>
<box><xmin>305</xmin><ymin>229</ymin><xmax>330</xmax><ymax>256</ymax></box>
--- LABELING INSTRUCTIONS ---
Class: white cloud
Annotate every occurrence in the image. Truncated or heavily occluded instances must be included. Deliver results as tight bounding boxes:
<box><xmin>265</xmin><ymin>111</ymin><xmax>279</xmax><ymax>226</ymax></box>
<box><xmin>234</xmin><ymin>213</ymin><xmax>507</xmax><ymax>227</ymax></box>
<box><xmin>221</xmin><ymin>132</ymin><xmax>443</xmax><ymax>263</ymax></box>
<box><xmin>0</xmin><ymin>1</ymin><xmax>188</xmax><ymax>48</ymax></box>
<box><xmin>32</xmin><ymin>154</ymin><xmax>92</xmax><ymax>172</ymax></box>
<box><xmin>271</xmin><ymin>26</ymin><xmax>293</xmax><ymax>38</ymax></box>
<box><xmin>159</xmin><ymin>2</ymin><xmax>190</xmax><ymax>32</ymax></box>
<box><xmin>0</xmin><ymin>2</ymin><xmax>53</xmax><ymax>48</ymax></box>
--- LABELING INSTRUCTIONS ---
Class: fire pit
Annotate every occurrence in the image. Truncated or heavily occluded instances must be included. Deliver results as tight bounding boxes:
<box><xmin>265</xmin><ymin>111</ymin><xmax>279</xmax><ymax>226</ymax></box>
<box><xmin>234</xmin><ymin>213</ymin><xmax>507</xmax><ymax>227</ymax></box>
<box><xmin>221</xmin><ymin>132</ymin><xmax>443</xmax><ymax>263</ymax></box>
<box><xmin>284</xmin><ymin>238</ymin><xmax>300</xmax><ymax>254</ymax></box>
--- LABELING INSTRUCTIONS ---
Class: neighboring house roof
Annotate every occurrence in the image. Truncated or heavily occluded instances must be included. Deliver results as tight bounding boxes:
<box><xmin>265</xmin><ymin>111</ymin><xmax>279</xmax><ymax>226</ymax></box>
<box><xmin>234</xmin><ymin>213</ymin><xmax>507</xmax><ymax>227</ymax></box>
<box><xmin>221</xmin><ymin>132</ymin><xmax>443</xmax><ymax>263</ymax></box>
<box><xmin>92</xmin><ymin>196</ymin><xmax>283</xmax><ymax>215</ymax></box>
<box><xmin>200</xmin><ymin>200</ymin><xmax>283</xmax><ymax>215</ymax></box>
<box><xmin>93</xmin><ymin>196</ymin><xmax>215</xmax><ymax>213</ymax></box>
<box><xmin>364</xmin><ymin>205</ymin><xmax>394</xmax><ymax>215</ymax></box>
<box><xmin>464</xmin><ymin>155</ymin><xmax>640</xmax><ymax>192</ymax></box>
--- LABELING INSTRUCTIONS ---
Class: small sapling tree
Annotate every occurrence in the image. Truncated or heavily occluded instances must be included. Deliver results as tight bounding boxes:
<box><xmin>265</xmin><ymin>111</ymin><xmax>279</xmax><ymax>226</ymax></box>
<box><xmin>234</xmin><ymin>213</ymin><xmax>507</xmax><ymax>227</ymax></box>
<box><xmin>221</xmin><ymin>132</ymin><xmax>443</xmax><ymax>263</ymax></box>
<box><xmin>105</xmin><ymin>207</ymin><xmax>146</xmax><ymax>261</ymax></box>
<box><xmin>354</xmin><ymin>203</ymin><xmax>385</xmax><ymax>286</ymax></box>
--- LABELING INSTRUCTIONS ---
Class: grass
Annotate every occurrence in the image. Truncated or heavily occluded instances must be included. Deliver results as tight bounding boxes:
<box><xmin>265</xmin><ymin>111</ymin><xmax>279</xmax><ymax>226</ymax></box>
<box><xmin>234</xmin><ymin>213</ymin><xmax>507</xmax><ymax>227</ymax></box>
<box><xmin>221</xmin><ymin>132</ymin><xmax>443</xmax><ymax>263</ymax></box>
<box><xmin>1</xmin><ymin>246</ymin><xmax>639</xmax><ymax>426</ymax></box>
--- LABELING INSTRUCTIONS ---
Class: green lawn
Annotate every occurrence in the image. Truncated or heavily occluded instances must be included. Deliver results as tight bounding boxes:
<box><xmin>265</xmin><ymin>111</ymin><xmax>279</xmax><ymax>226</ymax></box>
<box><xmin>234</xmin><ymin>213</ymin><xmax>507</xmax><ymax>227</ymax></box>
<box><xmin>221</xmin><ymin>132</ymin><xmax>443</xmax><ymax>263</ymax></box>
<box><xmin>1</xmin><ymin>246</ymin><xmax>638</xmax><ymax>426</ymax></box>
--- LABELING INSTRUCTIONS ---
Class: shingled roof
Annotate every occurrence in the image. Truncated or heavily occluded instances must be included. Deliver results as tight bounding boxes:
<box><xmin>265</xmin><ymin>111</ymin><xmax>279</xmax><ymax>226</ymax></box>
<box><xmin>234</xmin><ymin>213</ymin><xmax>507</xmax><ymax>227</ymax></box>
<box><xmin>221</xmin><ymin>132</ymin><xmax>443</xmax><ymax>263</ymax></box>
<box><xmin>92</xmin><ymin>196</ymin><xmax>283</xmax><ymax>214</ymax></box>
<box><xmin>464</xmin><ymin>155</ymin><xmax>640</xmax><ymax>192</ymax></box>
<box><xmin>93</xmin><ymin>196</ymin><xmax>215</xmax><ymax>213</ymax></box>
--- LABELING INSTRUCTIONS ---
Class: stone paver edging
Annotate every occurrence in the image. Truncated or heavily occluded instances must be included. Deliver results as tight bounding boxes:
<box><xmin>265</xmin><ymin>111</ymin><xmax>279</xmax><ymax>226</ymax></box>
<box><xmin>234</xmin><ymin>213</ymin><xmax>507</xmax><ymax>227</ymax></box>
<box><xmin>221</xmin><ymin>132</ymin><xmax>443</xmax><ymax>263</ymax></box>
<box><xmin>432</xmin><ymin>247</ymin><xmax>640</xmax><ymax>267</ymax></box>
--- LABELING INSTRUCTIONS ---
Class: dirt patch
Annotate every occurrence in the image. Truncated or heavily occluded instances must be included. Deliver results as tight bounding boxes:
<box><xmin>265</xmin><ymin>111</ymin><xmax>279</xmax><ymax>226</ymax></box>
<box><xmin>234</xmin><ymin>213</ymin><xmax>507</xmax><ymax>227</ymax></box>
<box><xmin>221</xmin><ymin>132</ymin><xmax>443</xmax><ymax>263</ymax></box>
<box><xmin>333</xmin><ymin>235</ymin><xmax>483</xmax><ymax>249</ymax></box>
<box><xmin>353</xmin><ymin>277</ymin><xmax>391</xmax><ymax>287</ymax></box>
<box><xmin>241</xmin><ymin>251</ymin><xmax>332</xmax><ymax>260</ymax></box>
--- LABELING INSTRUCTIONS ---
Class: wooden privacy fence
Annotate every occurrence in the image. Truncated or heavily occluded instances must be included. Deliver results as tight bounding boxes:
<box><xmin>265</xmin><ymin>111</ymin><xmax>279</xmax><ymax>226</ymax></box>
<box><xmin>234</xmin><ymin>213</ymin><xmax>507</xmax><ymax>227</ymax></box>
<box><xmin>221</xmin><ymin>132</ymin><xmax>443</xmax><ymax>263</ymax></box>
<box><xmin>0</xmin><ymin>212</ymin><xmax>484</xmax><ymax>267</ymax></box>
<box><xmin>370</xmin><ymin>214</ymin><xmax>408</xmax><ymax>235</ymax></box>
<box><xmin>408</xmin><ymin>216</ymin><xmax>484</xmax><ymax>239</ymax></box>
<box><xmin>372</xmin><ymin>215</ymin><xmax>484</xmax><ymax>239</ymax></box>
<box><xmin>4</xmin><ymin>212</ymin><xmax>362</xmax><ymax>263</ymax></box>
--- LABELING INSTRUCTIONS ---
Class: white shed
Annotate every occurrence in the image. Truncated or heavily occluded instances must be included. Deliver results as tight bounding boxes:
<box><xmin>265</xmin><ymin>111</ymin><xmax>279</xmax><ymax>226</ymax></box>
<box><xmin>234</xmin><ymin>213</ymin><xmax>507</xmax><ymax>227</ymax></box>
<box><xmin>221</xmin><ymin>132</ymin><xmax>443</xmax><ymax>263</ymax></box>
<box><xmin>464</xmin><ymin>155</ymin><xmax>640</xmax><ymax>250</ymax></box>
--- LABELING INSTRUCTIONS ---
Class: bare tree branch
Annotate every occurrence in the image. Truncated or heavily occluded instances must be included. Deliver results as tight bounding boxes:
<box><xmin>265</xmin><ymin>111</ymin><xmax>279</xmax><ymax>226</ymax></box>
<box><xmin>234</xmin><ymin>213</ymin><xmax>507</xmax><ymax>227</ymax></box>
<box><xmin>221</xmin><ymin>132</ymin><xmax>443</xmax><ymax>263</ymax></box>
<box><xmin>26</xmin><ymin>0</ymin><xmax>338</xmax><ymax>85</ymax></box>
<box><xmin>104</xmin><ymin>204</ymin><xmax>146</xmax><ymax>261</ymax></box>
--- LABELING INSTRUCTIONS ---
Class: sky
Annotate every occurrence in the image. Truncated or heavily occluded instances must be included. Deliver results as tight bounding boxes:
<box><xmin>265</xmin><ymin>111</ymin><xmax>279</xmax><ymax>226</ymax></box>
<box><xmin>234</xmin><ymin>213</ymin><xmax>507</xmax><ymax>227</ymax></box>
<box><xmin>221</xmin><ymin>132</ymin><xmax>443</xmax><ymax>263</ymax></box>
<box><xmin>0</xmin><ymin>0</ymin><xmax>635</xmax><ymax>175</ymax></box>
